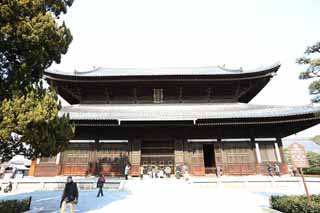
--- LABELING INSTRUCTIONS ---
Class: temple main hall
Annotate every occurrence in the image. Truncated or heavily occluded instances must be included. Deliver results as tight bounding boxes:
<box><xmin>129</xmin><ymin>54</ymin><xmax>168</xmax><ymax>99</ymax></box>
<box><xmin>32</xmin><ymin>63</ymin><xmax>320</xmax><ymax>176</ymax></box>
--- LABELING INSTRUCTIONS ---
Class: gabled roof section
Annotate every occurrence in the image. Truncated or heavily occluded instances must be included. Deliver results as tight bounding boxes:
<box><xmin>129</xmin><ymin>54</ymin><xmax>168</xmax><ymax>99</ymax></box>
<box><xmin>45</xmin><ymin>63</ymin><xmax>280</xmax><ymax>80</ymax></box>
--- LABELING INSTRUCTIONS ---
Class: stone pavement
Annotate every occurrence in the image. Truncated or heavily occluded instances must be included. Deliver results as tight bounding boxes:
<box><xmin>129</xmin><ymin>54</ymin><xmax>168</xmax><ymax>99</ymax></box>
<box><xmin>0</xmin><ymin>176</ymin><xmax>319</xmax><ymax>212</ymax></box>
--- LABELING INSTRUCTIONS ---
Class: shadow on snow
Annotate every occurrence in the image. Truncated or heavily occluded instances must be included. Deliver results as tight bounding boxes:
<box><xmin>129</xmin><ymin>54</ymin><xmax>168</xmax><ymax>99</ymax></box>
<box><xmin>0</xmin><ymin>189</ymin><xmax>128</xmax><ymax>212</ymax></box>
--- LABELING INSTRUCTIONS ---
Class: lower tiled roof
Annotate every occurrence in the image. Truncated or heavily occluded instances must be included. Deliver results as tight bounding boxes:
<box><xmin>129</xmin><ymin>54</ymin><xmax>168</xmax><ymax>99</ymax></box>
<box><xmin>59</xmin><ymin>103</ymin><xmax>320</xmax><ymax>121</ymax></box>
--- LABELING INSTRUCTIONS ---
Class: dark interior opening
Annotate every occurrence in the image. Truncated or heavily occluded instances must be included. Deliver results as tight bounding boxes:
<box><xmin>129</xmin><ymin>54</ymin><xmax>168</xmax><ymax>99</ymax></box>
<box><xmin>203</xmin><ymin>144</ymin><xmax>215</xmax><ymax>171</ymax></box>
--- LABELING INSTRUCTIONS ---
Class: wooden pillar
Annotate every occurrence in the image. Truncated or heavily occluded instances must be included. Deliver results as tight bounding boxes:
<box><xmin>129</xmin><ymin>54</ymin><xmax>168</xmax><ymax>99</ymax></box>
<box><xmin>175</xmin><ymin>139</ymin><xmax>184</xmax><ymax>165</ymax></box>
<box><xmin>277</xmin><ymin>137</ymin><xmax>288</xmax><ymax>174</ymax></box>
<box><xmin>92</xmin><ymin>141</ymin><xmax>99</xmax><ymax>176</ymax></box>
<box><xmin>28</xmin><ymin>160</ymin><xmax>36</xmax><ymax>176</ymax></box>
<box><xmin>252</xmin><ymin>138</ymin><xmax>261</xmax><ymax>175</ymax></box>
<box><xmin>55</xmin><ymin>152</ymin><xmax>62</xmax><ymax>176</ymax></box>
<box><xmin>129</xmin><ymin>139</ymin><xmax>141</xmax><ymax>176</ymax></box>
<box><xmin>214</xmin><ymin>139</ymin><xmax>223</xmax><ymax>170</ymax></box>
<box><xmin>190</xmin><ymin>143</ymin><xmax>205</xmax><ymax>176</ymax></box>
<box><xmin>183</xmin><ymin>140</ymin><xmax>191</xmax><ymax>167</ymax></box>
<box><xmin>133</xmin><ymin>88</ymin><xmax>137</xmax><ymax>104</ymax></box>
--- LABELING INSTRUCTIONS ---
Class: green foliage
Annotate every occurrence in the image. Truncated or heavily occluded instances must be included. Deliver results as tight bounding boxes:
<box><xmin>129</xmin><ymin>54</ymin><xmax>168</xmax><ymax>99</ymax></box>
<box><xmin>297</xmin><ymin>42</ymin><xmax>320</xmax><ymax>103</ymax></box>
<box><xmin>0</xmin><ymin>87</ymin><xmax>75</xmax><ymax>161</ymax></box>
<box><xmin>0</xmin><ymin>0</ymin><xmax>75</xmax><ymax>162</ymax></box>
<box><xmin>311</xmin><ymin>135</ymin><xmax>320</xmax><ymax>146</ymax></box>
<box><xmin>303</xmin><ymin>151</ymin><xmax>320</xmax><ymax>175</ymax></box>
<box><xmin>283</xmin><ymin>147</ymin><xmax>290</xmax><ymax>164</ymax></box>
<box><xmin>0</xmin><ymin>0</ymin><xmax>73</xmax><ymax>99</ymax></box>
<box><xmin>309</xmin><ymin>81</ymin><xmax>320</xmax><ymax>95</ymax></box>
<box><xmin>0</xmin><ymin>197</ymin><xmax>31</xmax><ymax>213</ymax></box>
<box><xmin>271</xmin><ymin>195</ymin><xmax>320</xmax><ymax>213</ymax></box>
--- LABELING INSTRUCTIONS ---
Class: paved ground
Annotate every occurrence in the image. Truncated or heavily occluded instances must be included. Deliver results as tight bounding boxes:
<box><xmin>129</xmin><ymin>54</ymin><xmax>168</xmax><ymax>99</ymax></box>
<box><xmin>0</xmin><ymin>177</ymin><xmax>319</xmax><ymax>213</ymax></box>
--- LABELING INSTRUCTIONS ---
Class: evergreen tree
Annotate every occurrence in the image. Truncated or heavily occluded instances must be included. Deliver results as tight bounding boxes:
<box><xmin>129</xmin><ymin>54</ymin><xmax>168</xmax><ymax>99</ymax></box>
<box><xmin>0</xmin><ymin>0</ymin><xmax>75</xmax><ymax>162</ymax></box>
<box><xmin>297</xmin><ymin>42</ymin><xmax>320</xmax><ymax>103</ymax></box>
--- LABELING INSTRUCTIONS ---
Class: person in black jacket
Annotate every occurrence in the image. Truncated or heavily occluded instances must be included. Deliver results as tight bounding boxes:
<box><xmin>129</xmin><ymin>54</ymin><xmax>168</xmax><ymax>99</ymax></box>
<box><xmin>60</xmin><ymin>176</ymin><xmax>78</xmax><ymax>213</ymax></box>
<box><xmin>96</xmin><ymin>174</ymin><xmax>106</xmax><ymax>197</ymax></box>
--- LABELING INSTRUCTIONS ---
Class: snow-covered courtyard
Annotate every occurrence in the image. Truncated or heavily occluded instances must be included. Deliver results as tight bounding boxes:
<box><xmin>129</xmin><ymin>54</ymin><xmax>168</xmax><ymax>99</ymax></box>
<box><xmin>1</xmin><ymin>177</ymin><xmax>320</xmax><ymax>213</ymax></box>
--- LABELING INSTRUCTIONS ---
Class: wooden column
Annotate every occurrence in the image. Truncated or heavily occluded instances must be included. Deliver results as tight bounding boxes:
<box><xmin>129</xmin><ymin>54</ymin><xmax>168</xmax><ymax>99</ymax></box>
<box><xmin>28</xmin><ymin>160</ymin><xmax>36</xmax><ymax>176</ymax></box>
<box><xmin>175</xmin><ymin>139</ymin><xmax>184</xmax><ymax>165</ymax></box>
<box><xmin>190</xmin><ymin>143</ymin><xmax>205</xmax><ymax>176</ymax></box>
<box><xmin>129</xmin><ymin>139</ymin><xmax>141</xmax><ymax>176</ymax></box>
<box><xmin>183</xmin><ymin>140</ymin><xmax>191</xmax><ymax>167</ymax></box>
<box><xmin>277</xmin><ymin>137</ymin><xmax>288</xmax><ymax>174</ymax></box>
<box><xmin>214</xmin><ymin>139</ymin><xmax>223</xmax><ymax>169</ymax></box>
<box><xmin>252</xmin><ymin>138</ymin><xmax>261</xmax><ymax>175</ymax></box>
<box><xmin>91</xmin><ymin>141</ymin><xmax>99</xmax><ymax>176</ymax></box>
<box><xmin>179</xmin><ymin>87</ymin><xmax>183</xmax><ymax>103</ymax></box>
<box><xmin>55</xmin><ymin>152</ymin><xmax>62</xmax><ymax>176</ymax></box>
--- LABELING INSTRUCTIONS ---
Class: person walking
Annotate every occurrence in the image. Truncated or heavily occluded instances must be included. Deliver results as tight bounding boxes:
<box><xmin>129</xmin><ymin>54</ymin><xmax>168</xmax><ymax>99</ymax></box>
<box><xmin>216</xmin><ymin>166</ymin><xmax>221</xmax><ymax>178</ymax></box>
<box><xmin>183</xmin><ymin>164</ymin><xmax>189</xmax><ymax>181</ymax></box>
<box><xmin>96</xmin><ymin>174</ymin><xmax>106</xmax><ymax>197</ymax></box>
<box><xmin>175</xmin><ymin>164</ymin><xmax>181</xmax><ymax>179</ymax></box>
<box><xmin>274</xmin><ymin>164</ymin><xmax>281</xmax><ymax>177</ymax></box>
<box><xmin>267</xmin><ymin>164</ymin><xmax>273</xmax><ymax>177</ymax></box>
<box><xmin>151</xmin><ymin>167</ymin><xmax>155</xmax><ymax>178</ymax></box>
<box><xmin>60</xmin><ymin>176</ymin><xmax>78</xmax><ymax>213</ymax></box>
<box><xmin>124</xmin><ymin>164</ymin><xmax>130</xmax><ymax>180</ymax></box>
<box><xmin>140</xmin><ymin>166</ymin><xmax>144</xmax><ymax>180</ymax></box>
<box><xmin>165</xmin><ymin>166</ymin><xmax>171</xmax><ymax>178</ymax></box>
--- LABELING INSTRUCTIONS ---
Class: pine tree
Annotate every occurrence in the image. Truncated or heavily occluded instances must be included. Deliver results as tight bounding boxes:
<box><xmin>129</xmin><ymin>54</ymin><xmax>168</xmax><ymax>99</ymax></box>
<box><xmin>297</xmin><ymin>42</ymin><xmax>320</xmax><ymax>103</ymax></box>
<box><xmin>0</xmin><ymin>0</ymin><xmax>75</xmax><ymax>162</ymax></box>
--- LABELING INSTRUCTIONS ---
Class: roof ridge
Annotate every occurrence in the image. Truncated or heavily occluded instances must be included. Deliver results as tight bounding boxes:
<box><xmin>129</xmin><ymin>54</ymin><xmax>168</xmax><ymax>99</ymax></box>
<box><xmin>45</xmin><ymin>62</ymin><xmax>281</xmax><ymax>77</ymax></box>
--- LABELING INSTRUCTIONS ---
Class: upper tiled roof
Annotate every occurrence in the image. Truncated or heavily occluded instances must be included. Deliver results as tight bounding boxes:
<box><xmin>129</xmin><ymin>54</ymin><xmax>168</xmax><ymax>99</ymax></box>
<box><xmin>47</xmin><ymin>63</ymin><xmax>280</xmax><ymax>77</ymax></box>
<box><xmin>59</xmin><ymin>103</ymin><xmax>320</xmax><ymax>121</ymax></box>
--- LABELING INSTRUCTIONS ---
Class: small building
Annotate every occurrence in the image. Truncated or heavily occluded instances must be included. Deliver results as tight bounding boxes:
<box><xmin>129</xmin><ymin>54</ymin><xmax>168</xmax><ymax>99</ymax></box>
<box><xmin>33</xmin><ymin>63</ymin><xmax>320</xmax><ymax>176</ymax></box>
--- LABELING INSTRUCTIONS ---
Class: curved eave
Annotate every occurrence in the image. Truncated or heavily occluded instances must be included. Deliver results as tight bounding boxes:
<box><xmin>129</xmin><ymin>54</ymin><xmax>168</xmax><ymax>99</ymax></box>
<box><xmin>69</xmin><ymin>112</ymin><xmax>320</xmax><ymax>125</ymax></box>
<box><xmin>196</xmin><ymin>113</ymin><xmax>320</xmax><ymax>126</ymax></box>
<box><xmin>44</xmin><ymin>63</ymin><xmax>280</xmax><ymax>82</ymax></box>
<box><xmin>61</xmin><ymin>104</ymin><xmax>320</xmax><ymax>137</ymax></box>
<box><xmin>70</xmin><ymin>113</ymin><xmax>320</xmax><ymax>138</ymax></box>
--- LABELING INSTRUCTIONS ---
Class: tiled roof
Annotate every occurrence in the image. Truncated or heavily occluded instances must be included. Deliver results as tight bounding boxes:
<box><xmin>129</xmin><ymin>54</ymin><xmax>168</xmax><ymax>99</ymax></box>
<box><xmin>59</xmin><ymin>103</ymin><xmax>320</xmax><ymax>121</ymax></box>
<box><xmin>47</xmin><ymin>63</ymin><xmax>280</xmax><ymax>77</ymax></box>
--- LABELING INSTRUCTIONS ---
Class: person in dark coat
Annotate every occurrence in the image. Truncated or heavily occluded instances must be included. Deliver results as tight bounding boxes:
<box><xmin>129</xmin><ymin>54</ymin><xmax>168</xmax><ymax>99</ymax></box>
<box><xmin>97</xmin><ymin>174</ymin><xmax>106</xmax><ymax>197</ymax></box>
<box><xmin>60</xmin><ymin>176</ymin><xmax>78</xmax><ymax>213</ymax></box>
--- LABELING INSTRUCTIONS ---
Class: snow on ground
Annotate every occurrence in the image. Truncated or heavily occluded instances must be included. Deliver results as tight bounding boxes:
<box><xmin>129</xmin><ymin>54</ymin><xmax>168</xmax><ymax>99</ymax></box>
<box><xmin>0</xmin><ymin>178</ymin><xmax>320</xmax><ymax>213</ymax></box>
<box><xmin>0</xmin><ymin>190</ymin><xmax>128</xmax><ymax>212</ymax></box>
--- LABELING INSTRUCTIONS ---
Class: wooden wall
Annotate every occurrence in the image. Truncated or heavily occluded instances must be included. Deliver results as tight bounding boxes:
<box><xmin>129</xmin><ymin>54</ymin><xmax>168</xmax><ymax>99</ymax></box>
<box><xmin>34</xmin><ymin>138</ymin><xmax>285</xmax><ymax>177</ymax></box>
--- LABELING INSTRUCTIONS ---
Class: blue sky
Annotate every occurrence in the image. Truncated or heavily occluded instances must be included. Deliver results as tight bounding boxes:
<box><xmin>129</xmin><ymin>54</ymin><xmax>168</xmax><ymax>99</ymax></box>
<box><xmin>51</xmin><ymin>0</ymin><xmax>320</xmax><ymax>136</ymax></box>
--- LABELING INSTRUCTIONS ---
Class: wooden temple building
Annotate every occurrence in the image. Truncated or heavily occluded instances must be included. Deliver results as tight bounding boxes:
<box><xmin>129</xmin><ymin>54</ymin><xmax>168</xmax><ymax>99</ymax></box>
<box><xmin>32</xmin><ymin>63</ymin><xmax>320</xmax><ymax>176</ymax></box>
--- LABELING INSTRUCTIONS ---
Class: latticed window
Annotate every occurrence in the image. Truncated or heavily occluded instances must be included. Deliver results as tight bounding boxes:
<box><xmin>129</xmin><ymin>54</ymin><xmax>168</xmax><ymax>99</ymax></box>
<box><xmin>224</xmin><ymin>142</ymin><xmax>254</xmax><ymax>164</ymax></box>
<box><xmin>260</xmin><ymin>143</ymin><xmax>277</xmax><ymax>162</ymax></box>
<box><xmin>63</xmin><ymin>149</ymin><xmax>89</xmax><ymax>164</ymax></box>
<box><xmin>153</xmin><ymin>89</ymin><xmax>163</xmax><ymax>103</ymax></box>
<box><xmin>97</xmin><ymin>144</ymin><xmax>128</xmax><ymax>164</ymax></box>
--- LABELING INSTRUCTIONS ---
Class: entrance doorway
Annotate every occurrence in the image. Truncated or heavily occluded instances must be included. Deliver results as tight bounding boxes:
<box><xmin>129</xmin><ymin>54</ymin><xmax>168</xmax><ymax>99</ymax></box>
<box><xmin>141</xmin><ymin>141</ymin><xmax>175</xmax><ymax>175</ymax></box>
<box><xmin>203</xmin><ymin>144</ymin><xmax>215</xmax><ymax>174</ymax></box>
